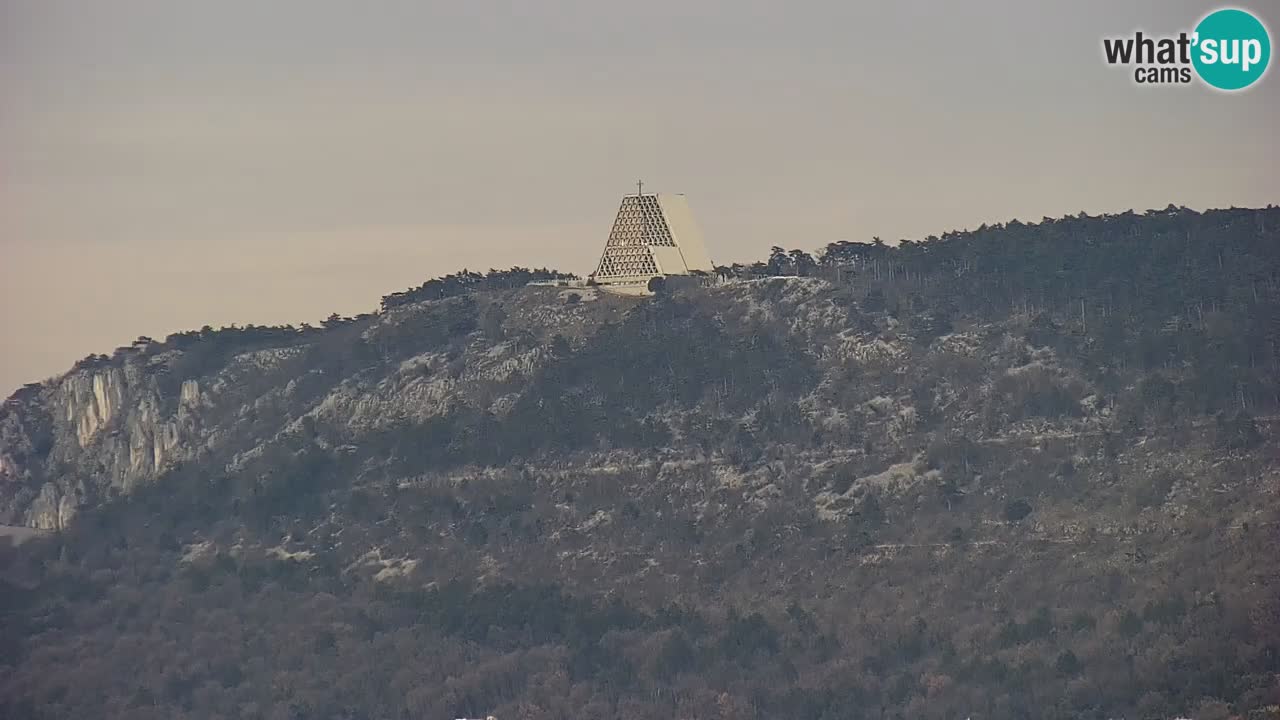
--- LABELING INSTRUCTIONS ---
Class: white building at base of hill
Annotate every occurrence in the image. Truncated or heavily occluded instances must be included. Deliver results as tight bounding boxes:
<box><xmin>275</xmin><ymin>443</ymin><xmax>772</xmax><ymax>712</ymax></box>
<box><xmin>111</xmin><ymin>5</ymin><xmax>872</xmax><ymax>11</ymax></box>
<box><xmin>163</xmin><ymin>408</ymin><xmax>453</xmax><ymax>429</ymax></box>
<box><xmin>588</xmin><ymin>192</ymin><xmax>714</xmax><ymax>295</ymax></box>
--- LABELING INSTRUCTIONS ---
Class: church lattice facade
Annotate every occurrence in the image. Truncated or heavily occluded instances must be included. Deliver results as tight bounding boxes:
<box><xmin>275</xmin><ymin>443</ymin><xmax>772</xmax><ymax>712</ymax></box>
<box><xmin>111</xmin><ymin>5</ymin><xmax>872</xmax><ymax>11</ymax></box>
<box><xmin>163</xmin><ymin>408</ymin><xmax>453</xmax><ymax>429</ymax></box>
<box><xmin>589</xmin><ymin>191</ymin><xmax>714</xmax><ymax>294</ymax></box>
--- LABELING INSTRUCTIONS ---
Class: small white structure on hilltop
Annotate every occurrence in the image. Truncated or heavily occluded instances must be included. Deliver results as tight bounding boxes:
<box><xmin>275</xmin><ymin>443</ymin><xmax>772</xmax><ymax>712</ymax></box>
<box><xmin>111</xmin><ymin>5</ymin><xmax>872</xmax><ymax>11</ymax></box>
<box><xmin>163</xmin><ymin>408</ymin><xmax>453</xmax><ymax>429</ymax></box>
<box><xmin>587</xmin><ymin>182</ymin><xmax>715</xmax><ymax>295</ymax></box>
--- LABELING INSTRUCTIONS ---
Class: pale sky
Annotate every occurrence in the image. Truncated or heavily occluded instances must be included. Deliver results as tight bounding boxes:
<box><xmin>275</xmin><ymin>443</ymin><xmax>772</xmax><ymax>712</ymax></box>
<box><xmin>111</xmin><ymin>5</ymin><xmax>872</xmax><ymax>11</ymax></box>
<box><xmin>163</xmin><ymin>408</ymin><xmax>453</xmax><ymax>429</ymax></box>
<box><xmin>2</xmin><ymin>0</ymin><xmax>1278</xmax><ymax>395</ymax></box>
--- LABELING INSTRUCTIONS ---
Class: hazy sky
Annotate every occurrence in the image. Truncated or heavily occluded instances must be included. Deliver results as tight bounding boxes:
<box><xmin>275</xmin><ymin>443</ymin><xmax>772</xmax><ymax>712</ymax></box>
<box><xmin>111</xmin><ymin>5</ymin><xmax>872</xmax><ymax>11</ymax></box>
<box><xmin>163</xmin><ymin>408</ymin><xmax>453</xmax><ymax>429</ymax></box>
<box><xmin>2</xmin><ymin>0</ymin><xmax>1278</xmax><ymax>394</ymax></box>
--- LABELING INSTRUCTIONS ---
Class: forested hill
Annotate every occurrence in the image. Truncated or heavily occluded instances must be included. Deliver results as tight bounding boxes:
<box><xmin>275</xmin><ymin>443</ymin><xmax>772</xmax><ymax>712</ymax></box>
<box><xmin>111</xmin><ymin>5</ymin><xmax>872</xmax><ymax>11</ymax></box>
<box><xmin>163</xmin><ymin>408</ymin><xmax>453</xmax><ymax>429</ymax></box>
<box><xmin>1</xmin><ymin>206</ymin><xmax>1278</xmax><ymax>720</ymax></box>
<box><xmin>740</xmin><ymin>205</ymin><xmax>1279</xmax><ymax>381</ymax></box>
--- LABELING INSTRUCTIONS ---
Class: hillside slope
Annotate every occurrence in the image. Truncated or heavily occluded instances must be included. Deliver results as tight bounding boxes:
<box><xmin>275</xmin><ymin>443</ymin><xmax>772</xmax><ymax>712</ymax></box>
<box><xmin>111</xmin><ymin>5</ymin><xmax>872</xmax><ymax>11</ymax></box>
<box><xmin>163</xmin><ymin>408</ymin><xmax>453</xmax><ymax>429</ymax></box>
<box><xmin>1</xmin><ymin>207</ymin><xmax>1278</xmax><ymax>720</ymax></box>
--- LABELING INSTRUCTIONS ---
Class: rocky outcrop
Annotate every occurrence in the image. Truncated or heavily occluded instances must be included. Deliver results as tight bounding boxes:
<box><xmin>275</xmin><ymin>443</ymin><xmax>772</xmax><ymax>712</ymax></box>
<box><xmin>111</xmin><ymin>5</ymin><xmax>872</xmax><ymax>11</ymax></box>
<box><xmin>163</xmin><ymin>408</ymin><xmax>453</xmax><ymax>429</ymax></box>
<box><xmin>0</xmin><ymin>277</ymin><xmax>1161</xmax><ymax>531</ymax></box>
<box><xmin>0</xmin><ymin>288</ymin><xmax>623</xmax><ymax>528</ymax></box>
<box><xmin>0</xmin><ymin>362</ymin><xmax>195</xmax><ymax>528</ymax></box>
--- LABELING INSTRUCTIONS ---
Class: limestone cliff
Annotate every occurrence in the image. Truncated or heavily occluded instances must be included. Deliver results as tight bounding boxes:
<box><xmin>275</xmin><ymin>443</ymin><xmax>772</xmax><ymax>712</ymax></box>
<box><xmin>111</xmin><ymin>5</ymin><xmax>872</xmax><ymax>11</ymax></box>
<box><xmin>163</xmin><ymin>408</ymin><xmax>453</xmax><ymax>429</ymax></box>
<box><xmin>0</xmin><ymin>288</ymin><xmax>624</xmax><ymax>528</ymax></box>
<box><xmin>0</xmin><ymin>362</ymin><xmax>194</xmax><ymax>528</ymax></box>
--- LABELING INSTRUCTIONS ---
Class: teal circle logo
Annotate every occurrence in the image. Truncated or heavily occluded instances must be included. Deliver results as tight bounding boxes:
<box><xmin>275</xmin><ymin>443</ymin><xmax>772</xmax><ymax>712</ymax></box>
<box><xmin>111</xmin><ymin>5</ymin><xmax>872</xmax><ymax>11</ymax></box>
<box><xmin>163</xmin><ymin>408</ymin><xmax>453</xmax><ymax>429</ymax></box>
<box><xmin>1192</xmin><ymin>8</ymin><xmax>1271</xmax><ymax>90</ymax></box>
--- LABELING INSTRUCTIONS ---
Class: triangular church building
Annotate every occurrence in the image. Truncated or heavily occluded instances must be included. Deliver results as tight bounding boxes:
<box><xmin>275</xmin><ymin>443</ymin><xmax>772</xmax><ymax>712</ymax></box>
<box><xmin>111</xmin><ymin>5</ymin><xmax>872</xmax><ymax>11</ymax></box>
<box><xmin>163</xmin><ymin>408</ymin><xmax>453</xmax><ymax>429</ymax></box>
<box><xmin>588</xmin><ymin>190</ymin><xmax>714</xmax><ymax>295</ymax></box>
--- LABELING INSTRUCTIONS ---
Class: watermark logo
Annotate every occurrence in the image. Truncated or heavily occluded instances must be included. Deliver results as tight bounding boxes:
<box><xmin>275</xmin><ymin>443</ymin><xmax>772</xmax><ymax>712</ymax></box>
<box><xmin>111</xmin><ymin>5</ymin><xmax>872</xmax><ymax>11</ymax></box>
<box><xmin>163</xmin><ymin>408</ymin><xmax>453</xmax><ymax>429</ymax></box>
<box><xmin>1102</xmin><ymin>7</ymin><xmax>1271</xmax><ymax>91</ymax></box>
<box><xmin>1193</xmin><ymin>8</ymin><xmax>1271</xmax><ymax>89</ymax></box>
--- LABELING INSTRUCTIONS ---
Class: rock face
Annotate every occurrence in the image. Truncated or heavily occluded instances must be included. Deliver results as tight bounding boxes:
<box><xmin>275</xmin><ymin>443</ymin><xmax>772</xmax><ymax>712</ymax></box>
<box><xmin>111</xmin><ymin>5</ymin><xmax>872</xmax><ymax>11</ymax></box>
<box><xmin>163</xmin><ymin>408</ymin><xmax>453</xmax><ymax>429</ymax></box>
<box><xmin>1</xmin><ymin>363</ymin><xmax>194</xmax><ymax>528</ymax></box>
<box><xmin>0</xmin><ymin>212</ymin><xmax>1275</xmax><ymax>535</ymax></box>
<box><xmin>0</xmin><ymin>280</ymin><xmax>884</xmax><ymax>527</ymax></box>
<box><xmin>0</xmin><ymin>289</ymin><xmax>631</xmax><ymax>527</ymax></box>
<box><xmin>0</xmin><ymin>281</ymin><xmax>876</xmax><ymax>527</ymax></box>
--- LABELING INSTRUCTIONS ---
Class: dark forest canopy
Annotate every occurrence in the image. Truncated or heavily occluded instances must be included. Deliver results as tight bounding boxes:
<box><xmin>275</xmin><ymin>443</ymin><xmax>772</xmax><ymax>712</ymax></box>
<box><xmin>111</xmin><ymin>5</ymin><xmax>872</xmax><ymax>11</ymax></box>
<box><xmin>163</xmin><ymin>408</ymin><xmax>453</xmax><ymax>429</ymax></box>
<box><xmin>724</xmin><ymin>206</ymin><xmax>1279</xmax><ymax>314</ymax></box>
<box><xmin>380</xmin><ymin>267</ymin><xmax>579</xmax><ymax>310</ymax></box>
